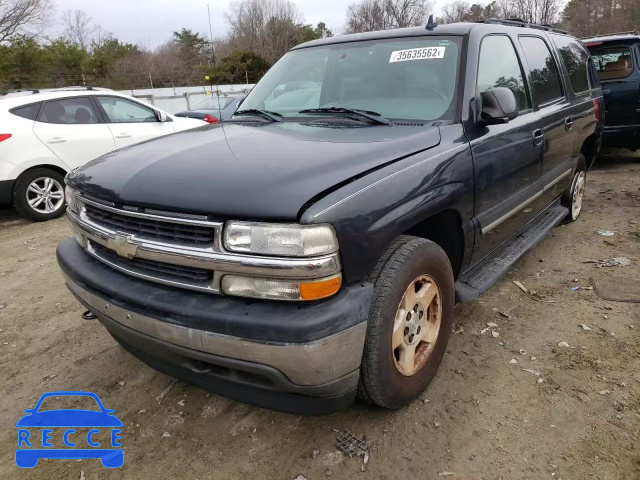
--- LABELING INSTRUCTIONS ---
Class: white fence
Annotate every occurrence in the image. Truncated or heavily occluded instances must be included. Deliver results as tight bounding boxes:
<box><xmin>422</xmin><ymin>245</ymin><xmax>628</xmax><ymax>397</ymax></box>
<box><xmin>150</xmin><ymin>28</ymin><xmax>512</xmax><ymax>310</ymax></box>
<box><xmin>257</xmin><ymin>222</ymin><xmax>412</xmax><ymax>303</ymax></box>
<box><xmin>117</xmin><ymin>84</ymin><xmax>255</xmax><ymax>114</ymax></box>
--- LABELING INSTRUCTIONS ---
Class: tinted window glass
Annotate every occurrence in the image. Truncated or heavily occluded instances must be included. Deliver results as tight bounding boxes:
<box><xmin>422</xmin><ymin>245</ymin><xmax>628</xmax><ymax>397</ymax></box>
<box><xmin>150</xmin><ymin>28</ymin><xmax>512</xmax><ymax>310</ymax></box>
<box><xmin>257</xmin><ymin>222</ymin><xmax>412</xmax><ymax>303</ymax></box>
<box><xmin>588</xmin><ymin>45</ymin><xmax>633</xmax><ymax>80</ymax></box>
<box><xmin>96</xmin><ymin>96</ymin><xmax>157</xmax><ymax>123</ymax></box>
<box><xmin>10</xmin><ymin>103</ymin><xmax>41</xmax><ymax>120</ymax></box>
<box><xmin>519</xmin><ymin>36</ymin><xmax>564</xmax><ymax>106</ymax></box>
<box><xmin>241</xmin><ymin>36</ymin><xmax>462</xmax><ymax>121</ymax></box>
<box><xmin>477</xmin><ymin>35</ymin><xmax>531</xmax><ymax>112</ymax></box>
<box><xmin>40</xmin><ymin>98</ymin><xmax>99</xmax><ymax>124</ymax></box>
<box><xmin>551</xmin><ymin>35</ymin><xmax>590</xmax><ymax>93</ymax></box>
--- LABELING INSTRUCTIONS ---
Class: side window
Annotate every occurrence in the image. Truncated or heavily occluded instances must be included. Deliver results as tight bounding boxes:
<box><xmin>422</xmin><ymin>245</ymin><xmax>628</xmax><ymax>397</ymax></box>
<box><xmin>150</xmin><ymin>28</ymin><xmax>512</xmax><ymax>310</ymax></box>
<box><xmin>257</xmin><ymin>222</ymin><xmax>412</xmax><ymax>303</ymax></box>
<box><xmin>551</xmin><ymin>35</ymin><xmax>590</xmax><ymax>93</ymax></box>
<box><xmin>10</xmin><ymin>103</ymin><xmax>41</xmax><ymax>120</ymax></box>
<box><xmin>96</xmin><ymin>96</ymin><xmax>158</xmax><ymax>123</ymax></box>
<box><xmin>588</xmin><ymin>45</ymin><xmax>633</xmax><ymax>80</ymax></box>
<box><xmin>40</xmin><ymin>98</ymin><xmax>99</xmax><ymax>125</ymax></box>
<box><xmin>477</xmin><ymin>35</ymin><xmax>531</xmax><ymax>113</ymax></box>
<box><xmin>518</xmin><ymin>36</ymin><xmax>564</xmax><ymax>106</ymax></box>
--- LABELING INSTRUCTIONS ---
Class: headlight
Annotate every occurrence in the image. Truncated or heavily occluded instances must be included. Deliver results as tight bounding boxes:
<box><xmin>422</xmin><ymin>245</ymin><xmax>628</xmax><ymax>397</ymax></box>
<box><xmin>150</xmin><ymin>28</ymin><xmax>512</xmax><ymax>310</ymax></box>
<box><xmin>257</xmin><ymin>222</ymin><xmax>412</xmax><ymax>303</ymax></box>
<box><xmin>221</xmin><ymin>273</ymin><xmax>342</xmax><ymax>301</ymax></box>
<box><xmin>224</xmin><ymin>222</ymin><xmax>338</xmax><ymax>257</ymax></box>
<box><xmin>65</xmin><ymin>185</ymin><xmax>80</xmax><ymax>214</ymax></box>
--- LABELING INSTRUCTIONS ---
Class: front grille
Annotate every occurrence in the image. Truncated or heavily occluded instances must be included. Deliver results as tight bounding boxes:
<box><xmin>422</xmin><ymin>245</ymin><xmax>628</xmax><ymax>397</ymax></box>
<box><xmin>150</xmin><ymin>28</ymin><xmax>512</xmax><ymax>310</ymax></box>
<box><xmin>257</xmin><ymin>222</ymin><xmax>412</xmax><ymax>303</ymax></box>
<box><xmin>84</xmin><ymin>203</ymin><xmax>215</xmax><ymax>246</ymax></box>
<box><xmin>91</xmin><ymin>242</ymin><xmax>213</xmax><ymax>285</ymax></box>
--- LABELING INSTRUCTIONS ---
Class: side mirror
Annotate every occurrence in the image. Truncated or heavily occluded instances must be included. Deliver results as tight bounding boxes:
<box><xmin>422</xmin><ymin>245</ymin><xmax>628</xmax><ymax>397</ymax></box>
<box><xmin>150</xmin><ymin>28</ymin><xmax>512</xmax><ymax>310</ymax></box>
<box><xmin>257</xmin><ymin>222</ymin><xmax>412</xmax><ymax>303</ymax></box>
<box><xmin>479</xmin><ymin>87</ymin><xmax>518</xmax><ymax>126</ymax></box>
<box><xmin>156</xmin><ymin>111</ymin><xmax>168</xmax><ymax>122</ymax></box>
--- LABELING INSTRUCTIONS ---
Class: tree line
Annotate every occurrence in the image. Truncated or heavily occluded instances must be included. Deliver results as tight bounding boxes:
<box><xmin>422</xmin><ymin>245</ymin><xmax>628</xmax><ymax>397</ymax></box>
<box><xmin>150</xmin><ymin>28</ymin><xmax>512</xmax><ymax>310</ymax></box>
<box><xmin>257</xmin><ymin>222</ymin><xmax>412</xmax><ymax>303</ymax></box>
<box><xmin>0</xmin><ymin>0</ymin><xmax>638</xmax><ymax>92</ymax></box>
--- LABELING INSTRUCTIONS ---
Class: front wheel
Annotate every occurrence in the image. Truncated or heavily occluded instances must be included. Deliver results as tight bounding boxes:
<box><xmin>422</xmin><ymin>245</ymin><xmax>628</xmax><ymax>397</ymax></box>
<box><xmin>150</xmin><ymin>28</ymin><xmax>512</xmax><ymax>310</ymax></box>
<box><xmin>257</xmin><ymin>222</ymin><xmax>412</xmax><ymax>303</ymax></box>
<box><xmin>13</xmin><ymin>168</ymin><xmax>66</xmax><ymax>222</ymax></box>
<box><xmin>358</xmin><ymin>236</ymin><xmax>455</xmax><ymax>409</ymax></box>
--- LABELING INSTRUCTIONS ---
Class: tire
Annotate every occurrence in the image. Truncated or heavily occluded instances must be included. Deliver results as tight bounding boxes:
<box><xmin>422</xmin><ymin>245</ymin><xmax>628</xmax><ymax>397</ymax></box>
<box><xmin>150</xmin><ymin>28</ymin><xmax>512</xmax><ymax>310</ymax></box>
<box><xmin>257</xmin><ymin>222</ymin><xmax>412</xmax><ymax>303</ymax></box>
<box><xmin>13</xmin><ymin>168</ymin><xmax>66</xmax><ymax>222</ymax></box>
<box><xmin>562</xmin><ymin>160</ymin><xmax>586</xmax><ymax>223</ymax></box>
<box><xmin>358</xmin><ymin>235</ymin><xmax>455</xmax><ymax>409</ymax></box>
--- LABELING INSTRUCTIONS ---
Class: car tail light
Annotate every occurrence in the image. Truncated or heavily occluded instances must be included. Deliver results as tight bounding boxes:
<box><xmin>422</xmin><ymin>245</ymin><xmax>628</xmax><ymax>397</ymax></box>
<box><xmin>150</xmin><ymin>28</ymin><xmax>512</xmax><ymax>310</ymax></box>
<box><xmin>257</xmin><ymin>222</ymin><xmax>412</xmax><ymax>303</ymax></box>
<box><xmin>0</xmin><ymin>134</ymin><xmax>11</xmax><ymax>142</ymax></box>
<box><xmin>593</xmin><ymin>99</ymin><xmax>600</xmax><ymax>123</ymax></box>
<box><xmin>203</xmin><ymin>114</ymin><xmax>219</xmax><ymax>124</ymax></box>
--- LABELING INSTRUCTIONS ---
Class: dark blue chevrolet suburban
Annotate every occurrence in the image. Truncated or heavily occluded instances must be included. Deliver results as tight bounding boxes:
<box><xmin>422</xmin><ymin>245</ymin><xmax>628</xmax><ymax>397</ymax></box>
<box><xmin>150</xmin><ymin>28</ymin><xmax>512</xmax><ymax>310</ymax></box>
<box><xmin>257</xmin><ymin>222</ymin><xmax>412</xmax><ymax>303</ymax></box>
<box><xmin>58</xmin><ymin>19</ymin><xmax>603</xmax><ymax>414</ymax></box>
<box><xmin>584</xmin><ymin>32</ymin><xmax>640</xmax><ymax>151</ymax></box>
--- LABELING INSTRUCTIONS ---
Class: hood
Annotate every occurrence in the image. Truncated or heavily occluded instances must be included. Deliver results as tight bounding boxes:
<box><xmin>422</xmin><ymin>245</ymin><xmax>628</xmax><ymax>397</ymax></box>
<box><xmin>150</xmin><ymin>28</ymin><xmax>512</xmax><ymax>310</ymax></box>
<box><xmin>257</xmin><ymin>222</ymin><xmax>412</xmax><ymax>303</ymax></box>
<box><xmin>69</xmin><ymin>122</ymin><xmax>441</xmax><ymax>220</ymax></box>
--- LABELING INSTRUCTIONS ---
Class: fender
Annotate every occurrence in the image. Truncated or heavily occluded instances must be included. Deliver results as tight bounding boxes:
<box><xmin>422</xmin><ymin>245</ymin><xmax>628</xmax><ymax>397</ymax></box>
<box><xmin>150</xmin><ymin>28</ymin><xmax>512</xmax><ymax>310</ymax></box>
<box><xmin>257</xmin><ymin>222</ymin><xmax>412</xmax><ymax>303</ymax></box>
<box><xmin>302</xmin><ymin>125</ymin><xmax>474</xmax><ymax>283</ymax></box>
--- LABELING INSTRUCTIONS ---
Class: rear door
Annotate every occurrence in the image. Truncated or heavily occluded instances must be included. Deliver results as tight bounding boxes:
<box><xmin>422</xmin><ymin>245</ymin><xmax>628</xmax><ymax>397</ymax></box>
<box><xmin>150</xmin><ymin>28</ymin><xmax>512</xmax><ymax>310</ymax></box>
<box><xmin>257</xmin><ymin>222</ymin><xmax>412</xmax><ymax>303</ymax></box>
<box><xmin>33</xmin><ymin>96</ymin><xmax>116</xmax><ymax>169</ymax></box>
<box><xmin>468</xmin><ymin>34</ymin><xmax>544</xmax><ymax>263</ymax></box>
<box><xmin>550</xmin><ymin>34</ymin><xmax>598</xmax><ymax>166</ymax></box>
<box><xmin>586</xmin><ymin>41</ymin><xmax>640</xmax><ymax>128</ymax></box>
<box><xmin>94</xmin><ymin>96</ymin><xmax>175</xmax><ymax>149</ymax></box>
<box><xmin>518</xmin><ymin>35</ymin><xmax>574</xmax><ymax>204</ymax></box>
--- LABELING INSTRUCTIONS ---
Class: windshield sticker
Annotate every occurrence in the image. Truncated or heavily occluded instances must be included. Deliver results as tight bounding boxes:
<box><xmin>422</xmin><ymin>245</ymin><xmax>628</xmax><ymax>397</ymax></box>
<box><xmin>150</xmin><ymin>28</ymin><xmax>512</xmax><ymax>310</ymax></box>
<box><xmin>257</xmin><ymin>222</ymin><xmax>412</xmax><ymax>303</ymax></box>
<box><xmin>389</xmin><ymin>47</ymin><xmax>445</xmax><ymax>63</ymax></box>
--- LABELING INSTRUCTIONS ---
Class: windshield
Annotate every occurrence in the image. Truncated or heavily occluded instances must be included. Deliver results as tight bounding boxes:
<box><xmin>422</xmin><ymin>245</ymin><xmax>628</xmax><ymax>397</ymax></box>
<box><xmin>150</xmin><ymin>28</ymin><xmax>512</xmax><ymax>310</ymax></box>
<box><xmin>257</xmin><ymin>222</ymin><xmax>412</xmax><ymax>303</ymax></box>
<box><xmin>240</xmin><ymin>36</ymin><xmax>462</xmax><ymax>122</ymax></box>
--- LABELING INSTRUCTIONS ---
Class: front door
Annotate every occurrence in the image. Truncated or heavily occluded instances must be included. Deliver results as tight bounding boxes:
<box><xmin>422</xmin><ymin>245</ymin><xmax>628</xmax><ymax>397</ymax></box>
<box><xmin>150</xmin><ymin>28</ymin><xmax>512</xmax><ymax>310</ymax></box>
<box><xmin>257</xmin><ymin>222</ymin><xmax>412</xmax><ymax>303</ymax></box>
<box><xmin>94</xmin><ymin>96</ymin><xmax>175</xmax><ymax>149</ymax></box>
<box><xmin>588</xmin><ymin>42</ymin><xmax>640</xmax><ymax>129</ymax></box>
<box><xmin>33</xmin><ymin>97</ymin><xmax>116</xmax><ymax>169</ymax></box>
<box><xmin>467</xmin><ymin>34</ymin><xmax>544</xmax><ymax>263</ymax></box>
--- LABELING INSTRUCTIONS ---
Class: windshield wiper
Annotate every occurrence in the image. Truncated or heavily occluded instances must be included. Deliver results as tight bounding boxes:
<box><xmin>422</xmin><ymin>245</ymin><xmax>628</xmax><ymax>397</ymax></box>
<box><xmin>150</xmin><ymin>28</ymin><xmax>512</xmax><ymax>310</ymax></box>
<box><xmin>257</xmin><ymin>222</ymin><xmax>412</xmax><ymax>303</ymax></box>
<box><xmin>298</xmin><ymin>107</ymin><xmax>393</xmax><ymax>126</ymax></box>
<box><xmin>233</xmin><ymin>109</ymin><xmax>283</xmax><ymax>122</ymax></box>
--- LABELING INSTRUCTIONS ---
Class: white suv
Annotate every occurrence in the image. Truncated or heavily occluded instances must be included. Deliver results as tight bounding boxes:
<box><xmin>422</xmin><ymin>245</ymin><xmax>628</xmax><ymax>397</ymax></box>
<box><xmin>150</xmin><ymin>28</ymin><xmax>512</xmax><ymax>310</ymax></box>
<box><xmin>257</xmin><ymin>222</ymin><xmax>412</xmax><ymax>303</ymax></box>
<box><xmin>0</xmin><ymin>87</ymin><xmax>205</xmax><ymax>221</ymax></box>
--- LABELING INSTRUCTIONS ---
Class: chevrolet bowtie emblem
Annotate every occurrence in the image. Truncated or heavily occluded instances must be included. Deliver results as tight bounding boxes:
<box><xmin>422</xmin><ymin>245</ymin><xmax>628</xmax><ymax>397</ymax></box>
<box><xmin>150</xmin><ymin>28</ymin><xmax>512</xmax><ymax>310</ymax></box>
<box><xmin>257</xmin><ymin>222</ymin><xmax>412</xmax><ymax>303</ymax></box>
<box><xmin>107</xmin><ymin>234</ymin><xmax>139</xmax><ymax>259</ymax></box>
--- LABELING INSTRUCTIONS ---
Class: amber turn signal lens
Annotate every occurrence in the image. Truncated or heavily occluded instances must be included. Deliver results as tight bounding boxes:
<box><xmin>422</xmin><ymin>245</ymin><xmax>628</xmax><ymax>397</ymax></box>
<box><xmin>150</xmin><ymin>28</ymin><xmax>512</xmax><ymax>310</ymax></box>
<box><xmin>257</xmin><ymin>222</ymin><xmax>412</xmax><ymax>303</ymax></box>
<box><xmin>299</xmin><ymin>274</ymin><xmax>342</xmax><ymax>301</ymax></box>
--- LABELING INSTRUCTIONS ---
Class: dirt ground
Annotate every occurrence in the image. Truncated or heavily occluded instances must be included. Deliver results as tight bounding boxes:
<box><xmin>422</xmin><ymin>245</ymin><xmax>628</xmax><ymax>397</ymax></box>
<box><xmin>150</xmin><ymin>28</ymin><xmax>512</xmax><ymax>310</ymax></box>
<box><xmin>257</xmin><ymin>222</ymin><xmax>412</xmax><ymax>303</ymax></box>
<box><xmin>0</xmin><ymin>150</ymin><xmax>639</xmax><ymax>480</ymax></box>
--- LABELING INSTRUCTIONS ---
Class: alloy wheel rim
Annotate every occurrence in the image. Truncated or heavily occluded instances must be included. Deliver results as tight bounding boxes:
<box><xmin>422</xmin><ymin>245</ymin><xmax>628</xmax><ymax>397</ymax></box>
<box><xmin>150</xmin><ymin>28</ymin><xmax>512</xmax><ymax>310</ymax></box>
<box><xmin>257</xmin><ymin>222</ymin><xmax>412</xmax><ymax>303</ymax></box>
<box><xmin>26</xmin><ymin>177</ymin><xmax>64</xmax><ymax>214</ymax></box>
<box><xmin>571</xmin><ymin>171</ymin><xmax>585</xmax><ymax>220</ymax></box>
<box><xmin>392</xmin><ymin>274</ymin><xmax>442</xmax><ymax>376</ymax></box>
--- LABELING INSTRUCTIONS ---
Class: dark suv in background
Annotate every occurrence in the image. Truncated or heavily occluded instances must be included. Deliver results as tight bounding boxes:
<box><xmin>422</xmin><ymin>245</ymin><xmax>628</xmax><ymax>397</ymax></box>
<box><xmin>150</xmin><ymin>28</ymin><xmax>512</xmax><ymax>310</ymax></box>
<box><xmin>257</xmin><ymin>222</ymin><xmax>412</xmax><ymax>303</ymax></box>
<box><xmin>584</xmin><ymin>32</ymin><xmax>640</xmax><ymax>150</ymax></box>
<box><xmin>59</xmin><ymin>19</ymin><xmax>603</xmax><ymax>414</ymax></box>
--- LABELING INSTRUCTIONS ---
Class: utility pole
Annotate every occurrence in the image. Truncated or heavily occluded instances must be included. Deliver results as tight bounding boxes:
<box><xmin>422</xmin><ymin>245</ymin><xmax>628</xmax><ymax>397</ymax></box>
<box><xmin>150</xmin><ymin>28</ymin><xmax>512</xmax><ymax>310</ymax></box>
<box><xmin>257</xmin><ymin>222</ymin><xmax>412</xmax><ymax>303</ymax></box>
<box><xmin>207</xmin><ymin>3</ymin><xmax>216</xmax><ymax>67</ymax></box>
<box><xmin>149</xmin><ymin>72</ymin><xmax>155</xmax><ymax>105</ymax></box>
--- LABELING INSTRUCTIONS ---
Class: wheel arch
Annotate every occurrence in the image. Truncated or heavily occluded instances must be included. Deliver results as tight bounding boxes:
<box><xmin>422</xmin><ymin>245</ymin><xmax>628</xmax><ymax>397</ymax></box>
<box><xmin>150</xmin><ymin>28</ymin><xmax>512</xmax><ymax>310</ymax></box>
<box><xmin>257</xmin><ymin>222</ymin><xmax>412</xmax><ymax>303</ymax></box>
<box><xmin>402</xmin><ymin>208</ymin><xmax>466</xmax><ymax>279</ymax></box>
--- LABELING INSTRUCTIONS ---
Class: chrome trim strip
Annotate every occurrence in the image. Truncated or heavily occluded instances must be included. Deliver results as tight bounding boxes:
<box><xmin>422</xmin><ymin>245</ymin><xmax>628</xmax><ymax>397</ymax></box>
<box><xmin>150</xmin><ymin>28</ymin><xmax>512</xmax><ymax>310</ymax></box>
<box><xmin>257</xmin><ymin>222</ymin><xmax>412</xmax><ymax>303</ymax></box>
<box><xmin>80</xmin><ymin>195</ymin><xmax>222</xmax><ymax>228</ymax></box>
<box><xmin>85</xmin><ymin>240</ymin><xmax>219</xmax><ymax>294</ymax></box>
<box><xmin>64</xmin><ymin>272</ymin><xmax>366</xmax><ymax>386</ymax></box>
<box><xmin>481</xmin><ymin>169</ymin><xmax>571</xmax><ymax>234</ymax></box>
<box><xmin>68</xmin><ymin>213</ymin><xmax>341</xmax><ymax>278</ymax></box>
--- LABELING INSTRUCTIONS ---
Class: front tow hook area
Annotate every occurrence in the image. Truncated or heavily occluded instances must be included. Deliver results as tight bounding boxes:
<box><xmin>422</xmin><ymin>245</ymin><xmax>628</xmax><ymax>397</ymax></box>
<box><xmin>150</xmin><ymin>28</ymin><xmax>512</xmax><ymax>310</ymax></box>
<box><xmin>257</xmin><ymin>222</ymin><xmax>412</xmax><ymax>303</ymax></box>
<box><xmin>82</xmin><ymin>310</ymin><xmax>97</xmax><ymax>320</ymax></box>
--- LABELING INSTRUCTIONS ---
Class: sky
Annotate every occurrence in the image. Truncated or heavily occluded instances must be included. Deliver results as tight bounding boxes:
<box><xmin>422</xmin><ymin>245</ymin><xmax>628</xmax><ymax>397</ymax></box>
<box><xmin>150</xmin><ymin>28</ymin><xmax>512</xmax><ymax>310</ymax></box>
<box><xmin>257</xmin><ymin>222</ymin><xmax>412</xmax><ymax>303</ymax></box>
<box><xmin>48</xmin><ymin>0</ymin><xmax>450</xmax><ymax>49</ymax></box>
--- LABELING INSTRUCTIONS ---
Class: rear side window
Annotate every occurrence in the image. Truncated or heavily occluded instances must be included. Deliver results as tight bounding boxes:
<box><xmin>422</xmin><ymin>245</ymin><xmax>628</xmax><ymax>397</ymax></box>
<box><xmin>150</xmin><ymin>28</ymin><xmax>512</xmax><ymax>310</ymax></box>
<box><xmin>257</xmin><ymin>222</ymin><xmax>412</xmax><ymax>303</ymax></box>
<box><xmin>519</xmin><ymin>36</ymin><xmax>564</xmax><ymax>106</ymax></box>
<box><xmin>588</xmin><ymin>45</ymin><xmax>633</xmax><ymax>80</ymax></box>
<box><xmin>40</xmin><ymin>98</ymin><xmax>99</xmax><ymax>124</ymax></box>
<box><xmin>477</xmin><ymin>35</ymin><xmax>531</xmax><ymax>113</ymax></box>
<box><xmin>10</xmin><ymin>103</ymin><xmax>41</xmax><ymax>120</ymax></box>
<box><xmin>551</xmin><ymin>35</ymin><xmax>590</xmax><ymax>93</ymax></box>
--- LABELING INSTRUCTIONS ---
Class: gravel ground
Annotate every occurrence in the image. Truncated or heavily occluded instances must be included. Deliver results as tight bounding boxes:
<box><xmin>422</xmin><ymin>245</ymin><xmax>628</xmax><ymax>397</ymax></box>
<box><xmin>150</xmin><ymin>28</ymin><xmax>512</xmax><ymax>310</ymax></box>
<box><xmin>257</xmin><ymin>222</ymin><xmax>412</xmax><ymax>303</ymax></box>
<box><xmin>0</xmin><ymin>150</ymin><xmax>638</xmax><ymax>480</ymax></box>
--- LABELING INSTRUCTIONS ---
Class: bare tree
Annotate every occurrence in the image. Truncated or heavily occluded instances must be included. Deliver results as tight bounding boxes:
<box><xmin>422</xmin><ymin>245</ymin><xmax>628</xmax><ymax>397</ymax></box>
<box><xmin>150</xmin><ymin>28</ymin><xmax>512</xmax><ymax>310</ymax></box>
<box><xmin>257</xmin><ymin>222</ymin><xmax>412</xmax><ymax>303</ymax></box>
<box><xmin>562</xmin><ymin>0</ymin><xmax>640</xmax><ymax>37</ymax></box>
<box><xmin>0</xmin><ymin>0</ymin><xmax>52</xmax><ymax>42</ymax></box>
<box><xmin>345</xmin><ymin>0</ymin><xmax>433</xmax><ymax>33</ymax></box>
<box><xmin>225</xmin><ymin>0</ymin><xmax>304</xmax><ymax>61</ymax></box>
<box><xmin>62</xmin><ymin>9</ymin><xmax>96</xmax><ymax>51</ymax></box>
<box><xmin>511</xmin><ymin>0</ymin><xmax>560</xmax><ymax>24</ymax></box>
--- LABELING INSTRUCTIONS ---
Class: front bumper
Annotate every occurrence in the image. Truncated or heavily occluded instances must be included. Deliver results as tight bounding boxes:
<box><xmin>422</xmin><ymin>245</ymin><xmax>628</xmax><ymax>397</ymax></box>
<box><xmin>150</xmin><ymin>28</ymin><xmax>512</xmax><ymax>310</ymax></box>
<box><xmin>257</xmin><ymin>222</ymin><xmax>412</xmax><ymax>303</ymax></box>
<box><xmin>57</xmin><ymin>239</ymin><xmax>373</xmax><ymax>415</ymax></box>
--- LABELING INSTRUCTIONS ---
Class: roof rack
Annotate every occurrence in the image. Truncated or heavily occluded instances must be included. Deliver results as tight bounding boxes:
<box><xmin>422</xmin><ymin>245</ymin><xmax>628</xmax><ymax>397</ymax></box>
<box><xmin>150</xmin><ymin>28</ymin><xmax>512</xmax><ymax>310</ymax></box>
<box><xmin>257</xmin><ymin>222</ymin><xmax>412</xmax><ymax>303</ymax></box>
<box><xmin>483</xmin><ymin>18</ymin><xmax>569</xmax><ymax>35</ymax></box>
<box><xmin>581</xmin><ymin>30</ymin><xmax>639</xmax><ymax>39</ymax></box>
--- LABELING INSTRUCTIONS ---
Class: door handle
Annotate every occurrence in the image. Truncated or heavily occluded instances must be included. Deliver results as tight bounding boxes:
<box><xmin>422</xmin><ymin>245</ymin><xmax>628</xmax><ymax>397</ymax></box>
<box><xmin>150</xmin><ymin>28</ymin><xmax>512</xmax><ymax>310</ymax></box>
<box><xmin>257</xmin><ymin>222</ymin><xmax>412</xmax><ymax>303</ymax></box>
<box><xmin>47</xmin><ymin>137</ymin><xmax>66</xmax><ymax>144</ymax></box>
<box><xmin>564</xmin><ymin>117</ymin><xmax>574</xmax><ymax>131</ymax></box>
<box><xmin>532</xmin><ymin>129</ymin><xmax>544</xmax><ymax>146</ymax></box>
<box><xmin>115</xmin><ymin>133</ymin><xmax>132</xmax><ymax>138</ymax></box>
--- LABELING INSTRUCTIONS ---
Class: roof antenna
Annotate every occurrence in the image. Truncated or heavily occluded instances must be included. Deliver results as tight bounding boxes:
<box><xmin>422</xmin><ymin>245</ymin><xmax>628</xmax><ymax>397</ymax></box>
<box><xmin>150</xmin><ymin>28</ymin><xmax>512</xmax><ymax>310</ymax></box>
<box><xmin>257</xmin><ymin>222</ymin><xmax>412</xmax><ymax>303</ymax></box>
<box><xmin>426</xmin><ymin>14</ymin><xmax>437</xmax><ymax>30</ymax></box>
